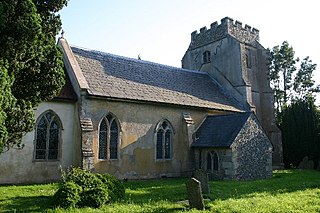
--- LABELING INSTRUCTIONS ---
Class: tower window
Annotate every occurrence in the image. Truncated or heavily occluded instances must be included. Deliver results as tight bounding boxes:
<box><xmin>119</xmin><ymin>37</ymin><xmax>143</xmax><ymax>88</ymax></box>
<box><xmin>203</xmin><ymin>51</ymin><xmax>211</xmax><ymax>64</ymax></box>
<box><xmin>246</xmin><ymin>48</ymin><xmax>252</xmax><ymax>68</ymax></box>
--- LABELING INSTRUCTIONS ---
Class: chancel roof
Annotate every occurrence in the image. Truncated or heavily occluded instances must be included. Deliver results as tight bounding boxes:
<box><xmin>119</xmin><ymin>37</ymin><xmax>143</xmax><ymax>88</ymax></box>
<box><xmin>71</xmin><ymin>46</ymin><xmax>244</xmax><ymax>111</ymax></box>
<box><xmin>193</xmin><ymin>112</ymin><xmax>251</xmax><ymax>148</ymax></box>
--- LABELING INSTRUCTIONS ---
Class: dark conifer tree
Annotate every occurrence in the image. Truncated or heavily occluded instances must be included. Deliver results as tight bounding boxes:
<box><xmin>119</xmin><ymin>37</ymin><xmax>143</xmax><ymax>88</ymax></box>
<box><xmin>0</xmin><ymin>0</ymin><xmax>68</xmax><ymax>152</ymax></box>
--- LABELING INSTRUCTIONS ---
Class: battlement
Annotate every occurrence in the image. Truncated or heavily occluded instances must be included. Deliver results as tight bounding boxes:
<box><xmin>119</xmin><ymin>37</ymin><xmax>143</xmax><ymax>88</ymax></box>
<box><xmin>189</xmin><ymin>17</ymin><xmax>260</xmax><ymax>50</ymax></box>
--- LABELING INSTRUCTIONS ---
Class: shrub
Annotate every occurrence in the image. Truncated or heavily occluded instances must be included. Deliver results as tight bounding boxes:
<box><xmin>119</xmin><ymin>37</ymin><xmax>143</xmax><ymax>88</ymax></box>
<box><xmin>97</xmin><ymin>173</ymin><xmax>125</xmax><ymax>202</ymax></box>
<box><xmin>54</xmin><ymin>181</ymin><xmax>81</xmax><ymax>208</ymax></box>
<box><xmin>80</xmin><ymin>187</ymin><xmax>109</xmax><ymax>208</ymax></box>
<box><xmin>54</xmin><ymin>167</ymin><xmax>125</xmax><ymax>208</ymax></box>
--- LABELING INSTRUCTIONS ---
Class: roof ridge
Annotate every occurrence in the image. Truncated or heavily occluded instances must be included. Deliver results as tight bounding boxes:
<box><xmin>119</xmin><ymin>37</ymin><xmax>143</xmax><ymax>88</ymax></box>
<box><xmin>70</xmin><ymin>45</ymin><xmax>208</xmax><ymax>75</ymax></box>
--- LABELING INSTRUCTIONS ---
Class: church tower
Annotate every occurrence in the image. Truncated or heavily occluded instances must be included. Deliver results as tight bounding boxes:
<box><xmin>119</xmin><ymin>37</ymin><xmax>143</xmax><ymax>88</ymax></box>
<box><xmin>182</xmin><ymin>17</ymin><xmax>283</xmax><ymax>168</ymax></box>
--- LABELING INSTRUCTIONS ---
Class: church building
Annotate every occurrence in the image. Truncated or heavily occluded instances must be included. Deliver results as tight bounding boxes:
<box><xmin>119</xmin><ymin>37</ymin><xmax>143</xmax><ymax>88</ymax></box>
<box><xmin>0</xmin><ymin>17</ymin><xmax>282</xmax><ymax>184</ymax></box>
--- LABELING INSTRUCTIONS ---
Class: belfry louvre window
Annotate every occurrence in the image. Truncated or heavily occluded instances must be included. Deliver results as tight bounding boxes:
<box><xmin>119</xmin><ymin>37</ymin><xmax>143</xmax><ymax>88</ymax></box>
<box><xmin>35</xmin><ymin>110</ymin><xmax>62</xmax><ymax>160</ymax></box>
<box><xmin>156</xmin><ymin>120</ymin><xmax>173</xmax><ymax>159</ymax></box>
<box><xmin>99</xmin><ymin>113</ymin><xmax>119</xmax><ymax>160</ymax></box>
<box><xmin>203</xmin><ymin>50</ymin><xmax>211</xmax><ymax>64</ymax></box>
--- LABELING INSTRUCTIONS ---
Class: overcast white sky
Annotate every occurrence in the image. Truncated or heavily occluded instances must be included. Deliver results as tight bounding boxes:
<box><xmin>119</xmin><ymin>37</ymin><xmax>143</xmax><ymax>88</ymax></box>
<box><xmin>60</xmin><ymin>0</ymin><xmax>320</xmax><ymax>99</ymax></box>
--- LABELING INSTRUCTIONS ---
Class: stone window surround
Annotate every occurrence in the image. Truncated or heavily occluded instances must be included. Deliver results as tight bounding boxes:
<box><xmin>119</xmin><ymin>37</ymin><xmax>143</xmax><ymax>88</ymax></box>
<box><xmin>154</xmin><ymin>119</ymin><xmax>174</xmax><ymax>161</ymax></box>
<box><xmin>98</xmin><ymin>113</ymin><xmax>120</xmax><ymax>161</ymax></box>
<box><xmin>33</xmin><ymin>110</ymin><xmax>63</xmax><ymax>162</ymax></box>
<box><xmin>206</xmin><ymin>150</ymin><xmax>219</xmax><ymax>171</ymax></box>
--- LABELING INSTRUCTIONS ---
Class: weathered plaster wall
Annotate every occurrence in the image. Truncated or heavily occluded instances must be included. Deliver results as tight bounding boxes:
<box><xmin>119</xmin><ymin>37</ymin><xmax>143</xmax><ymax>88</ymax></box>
<box><xmin>82</xmin><ymin>97</ymin><xmax>221</xmax><ymax>179</ymax></box>
<box><xmin>231</xmin><ymin>115</ymin><xmax>273</xmax><ymax>180</ymax></box>
<box><xmin>0</xmin><ymin>101</ymin><xmax>80</xmax><ymax>184</ymax></box>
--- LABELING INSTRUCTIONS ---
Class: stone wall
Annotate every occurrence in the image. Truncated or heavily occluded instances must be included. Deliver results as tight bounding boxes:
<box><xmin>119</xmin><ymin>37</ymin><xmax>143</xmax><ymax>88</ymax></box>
<box><xmin>194</xmin><ymin>148</ymin><xmax>233</xmax><ymax>180</ymax></box>
<box><xmin>188</xmin><ymin>17</ymin><xmax>259</xmax><ymax>50</ymax></box>
<box><xmin>231</xmin><ymin>115</ymin><xmax>273</xmax><ymax>180</ymax></box>
<box><xmin>182</xmin><ymin>17</ymin><xmax>283</xmax><ymax>168</ymax></box>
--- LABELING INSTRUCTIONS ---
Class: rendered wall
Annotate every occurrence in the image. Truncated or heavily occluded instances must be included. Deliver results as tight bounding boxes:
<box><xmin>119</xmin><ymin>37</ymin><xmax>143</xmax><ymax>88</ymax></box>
<box><xmin>81</xmin><ymin>97</ymin><xmax>222</xmax><ymax>179</ymax></box>
<box><xmin>0</xmin><ymin>101</ymin><xmax>80</xmax><ymax>184</ymax></box>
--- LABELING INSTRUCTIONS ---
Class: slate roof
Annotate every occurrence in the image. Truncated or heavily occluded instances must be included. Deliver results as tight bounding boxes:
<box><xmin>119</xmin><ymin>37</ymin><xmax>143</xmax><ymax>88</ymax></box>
<box><xmin>193</xmin><ymin>112</ymin><xmax>251</xmax><ymax>148</ymax></box>
<box><xmin>71</xmin><ymin>46</ymin><xmax>244</xmax><ymax>111</ymax></box>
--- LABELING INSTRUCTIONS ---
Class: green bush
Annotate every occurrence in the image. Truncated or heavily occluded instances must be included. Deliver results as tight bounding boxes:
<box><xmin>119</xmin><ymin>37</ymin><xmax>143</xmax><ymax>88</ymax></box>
<box><xmin>54</xmin><ymin>167</ymin><xmax>125</xmax><ymax>208</ymax></box>
<box><xmin>80</xmin><ymin>187</ymin><xmax>109</xmax><ymax>208</ymax></box>
<box><xmin>97</xmin><ymin>173</ymin><xmax>125</xmax><ymax>202</ymax></box>
<box><xmin>64</xmin><ymin>167</ymin><xmax>101</xmax><ymax>189</ymax></box>
<box><xmin>54</xmin><ymin>181</ymin><xmax>81</xmax><ymax>208</ymax></box>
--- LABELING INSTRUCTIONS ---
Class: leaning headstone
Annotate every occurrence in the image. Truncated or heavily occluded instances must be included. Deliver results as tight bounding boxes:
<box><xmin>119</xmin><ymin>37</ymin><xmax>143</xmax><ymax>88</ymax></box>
<box><xmin>192</xmin><ymin>170</ymin><xmax>210</xmax><ymax>194</ymax></box>
<box><xmin>186</xmin><ymin>178</ymin><xmax>205</xmax><ymax>210</ymax></box>
<box><xmin>299</xmin><ymin>156</ymin><xmax>314</xmax><ymax>170</ymax></box>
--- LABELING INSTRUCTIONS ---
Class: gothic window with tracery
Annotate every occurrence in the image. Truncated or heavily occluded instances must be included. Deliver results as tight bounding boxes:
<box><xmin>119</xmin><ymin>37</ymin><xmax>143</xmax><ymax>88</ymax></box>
<box><xmin>99</xmin><ymin>113</ymin><xmax>119</xmax><ymax>160</ymax></box>
<box><xmin>35</xmin><ymin>110</ymin><xmax>62</xmax><ymax>160</ymax></box>
<box><xmin>156</xmin><ymin>120</ymin><xmax>173</xmax><ymax>159</ymax></box>
<box><xmin>206</xmin><ymin>151</ymin><xmax>219</xmax><ymax>171</ymax></box>
<box><xmin>203</xmin><ymin>50</ymin><xmax>211</xmax><ymax>64</ymax></box>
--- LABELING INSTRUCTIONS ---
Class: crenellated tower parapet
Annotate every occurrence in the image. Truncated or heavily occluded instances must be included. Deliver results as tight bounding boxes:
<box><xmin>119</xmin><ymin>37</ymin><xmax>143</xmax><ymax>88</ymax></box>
<box><xmin>189</xmin><ymin>17</ymin><xmax>260</xmax><ymax>50</ymax></box>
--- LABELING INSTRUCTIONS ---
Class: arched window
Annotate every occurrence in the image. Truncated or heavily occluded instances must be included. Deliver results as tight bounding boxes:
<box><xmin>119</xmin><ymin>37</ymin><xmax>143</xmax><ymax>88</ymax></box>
<box><xmin>155</xmin><ymin>120</ymin><xmax>173</xmax><ymax>160</ymax></box>
<box><xmin>206</xmin><ymin>151</ymin><xmax>219</xmax><ymax>171</ymax></box>
<box><xmin>203</xmin><ymin>51</ymin><xmax>211</xmax><ymax>64</ymax></box>
<box><xmin>99</xmin><ymin>113</ymin><xmax>119</xmax><ymax>160</ymax></box>
<box><xmin>34</xmin><ymin>110</ymin><xmax>62</xmax><ymax>160</ymax></box>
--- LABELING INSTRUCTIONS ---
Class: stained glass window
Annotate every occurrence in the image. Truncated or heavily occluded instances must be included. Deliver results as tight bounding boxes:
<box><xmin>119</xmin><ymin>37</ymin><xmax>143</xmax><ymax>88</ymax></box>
<box><xmin>156</xmin><ymin>120</ymin><xmax>173</xmax><ymax>160</ymax></box>
<box><xmin>99</xmin><ymin>119</ymin><xmax>108</xmax><ymax>159</ymax></box>
<box><xmin>164</xmin><ymin>130</ymin><xmax>171</xmax><ymax>159</ymax></box>
<box><xmin>156</xmin><ymin>129</ymin><xmax>164</xmax><ymax>159</ymax></box>
<box><xmin>98</xmin><ymin>113</ymin><xmax>119</xmax><ymax>160</ymax></box>
<box><xmin>35</xmin><ymin>111</ymin><xmax>61</xmax><ymax>160</ymax></box>
<box><xmin>110</xmin><ymin>120</ymin><xmax>118</xmax><ymax>159</ymax></box>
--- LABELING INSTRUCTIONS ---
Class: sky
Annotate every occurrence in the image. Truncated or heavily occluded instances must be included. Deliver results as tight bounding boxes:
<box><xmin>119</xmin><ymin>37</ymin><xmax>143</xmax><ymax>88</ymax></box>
<box><xmin>59</xmin><ymin>0</ymin><xmax>320</xmax><ymax>99</ymax></box>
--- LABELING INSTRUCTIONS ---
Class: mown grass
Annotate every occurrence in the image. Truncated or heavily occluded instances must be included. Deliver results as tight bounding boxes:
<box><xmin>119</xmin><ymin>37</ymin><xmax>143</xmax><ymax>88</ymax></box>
<box><xmin>0</xmin><ymin>170</ymin><xmax>320</xmax><ymax>212</ymax></box>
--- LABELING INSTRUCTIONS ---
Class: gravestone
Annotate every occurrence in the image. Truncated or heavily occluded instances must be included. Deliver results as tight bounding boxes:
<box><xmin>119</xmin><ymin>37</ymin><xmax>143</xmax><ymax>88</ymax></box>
<box><xmin>192</xmin><ymin>170</ymin><xmax>210</xmax><ymax>194</ymax></box>
<box><xmin>298</xmin><ymin>156</ymin><xmax>314</xmax><ymax>170</ymax></box>
<box><xmin>186</xmin><ymin>178</ymin><xmax>205</xmax><ymax>210</ymax></box>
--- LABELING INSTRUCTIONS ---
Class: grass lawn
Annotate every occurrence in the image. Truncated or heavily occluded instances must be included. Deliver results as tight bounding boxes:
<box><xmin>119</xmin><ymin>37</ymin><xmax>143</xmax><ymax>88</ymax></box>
<box><xmin>0</xmin><ymin>170</ymin><xmax>320</xmax><ymax>212</ymax></box>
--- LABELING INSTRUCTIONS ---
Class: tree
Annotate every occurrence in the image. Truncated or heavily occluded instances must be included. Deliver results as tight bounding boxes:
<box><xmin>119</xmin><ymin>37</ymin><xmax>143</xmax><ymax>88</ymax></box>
<box><xmin>0</xmin><ymin>0</ymin><xmax>68</xmax><ymax>153</ymax></box>
<box><xmin>268</xmin><ymin>41</ymin><xmax>320</xmax><ymax>168</ymax></box>
<box><xmin>281</xmin><ymin>100</ymin><xmax>320</xmax><ymax>168</ymax></box>
<box><xmin>293</xmin><ymin>56</ymin><xmax>319</xmax><ymax>101</ymax></box>
<box><xmin>268</xmin><ymin>41</ymin><xmax>319</xmax><ymax>116</ymax></box>
<box><xmin>268</xmin><ymin>41</ymin><xmax>298</xmax><ymax>115</ymax></box>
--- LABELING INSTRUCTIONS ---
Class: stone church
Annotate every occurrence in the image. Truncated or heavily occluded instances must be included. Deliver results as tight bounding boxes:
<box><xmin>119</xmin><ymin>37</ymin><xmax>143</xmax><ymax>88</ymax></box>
<box><xmin>0</xmin><ymin>17</ymin><xmax>282</xmax><ymax>184</ymax></box>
